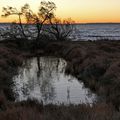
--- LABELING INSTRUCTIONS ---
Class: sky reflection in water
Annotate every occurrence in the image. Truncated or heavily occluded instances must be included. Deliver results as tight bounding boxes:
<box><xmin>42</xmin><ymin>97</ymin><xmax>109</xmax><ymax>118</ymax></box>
<box><xmin>12</xmin><ymin>57</ymin><xmax>96</xmax><ymax>104</ymax></box>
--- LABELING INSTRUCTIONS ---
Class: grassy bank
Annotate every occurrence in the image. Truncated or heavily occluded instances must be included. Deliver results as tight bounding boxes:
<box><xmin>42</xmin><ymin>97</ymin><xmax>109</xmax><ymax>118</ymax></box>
<box><xmin>0</xmin><ymin>98</ymin><xmax>119</xmax><ymax>120</ymax></box>
<box><xmin>0</xmin><ymin>40</ymin><xmax>24</xmax><ymax>101</ymax></box>
<box><xmin>45</xmin><ymin>40</ymin><xmax>120</xmax><ymax>110</ymax></box>
<box><xmin>0</xmin><ymin>39</ymin><xmax>120</xmax><ymax>119</ymax></box>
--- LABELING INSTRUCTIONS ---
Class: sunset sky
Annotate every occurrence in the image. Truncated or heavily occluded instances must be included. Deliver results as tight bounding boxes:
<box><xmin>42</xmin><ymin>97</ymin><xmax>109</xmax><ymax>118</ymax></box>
<box><xmin>0</xmin><ymin>0</ymin><xmax>120</xmax><ymax>23</ymax></box>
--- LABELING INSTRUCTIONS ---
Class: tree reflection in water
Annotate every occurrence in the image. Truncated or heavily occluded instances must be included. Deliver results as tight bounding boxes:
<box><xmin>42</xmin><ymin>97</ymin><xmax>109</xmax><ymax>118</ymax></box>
<box><xmin>12</xmin><ymin>57</ymin><xmax>96</xmax><ymax>104</ymax></box>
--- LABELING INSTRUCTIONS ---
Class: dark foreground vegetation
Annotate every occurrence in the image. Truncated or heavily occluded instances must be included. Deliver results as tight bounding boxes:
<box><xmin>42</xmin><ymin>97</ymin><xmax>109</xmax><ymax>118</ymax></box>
<box><xmin>0</xmin><ymin>38</ymin><xmax>120</xmax><ymax>119</ymax></box>
<box><xmin>0</xmin><ymin>98</ymin><xmax>119</xmax><ymax>120</ymax></box>
<box><xmin>46</xmin><ymin>40</ymin><xmax>120</xmax><ymax>110</ymax></box>
<box><xmin>1</xmin><ymin>1</ymin><xmax>120</xmax><ymax>119</ymax></box>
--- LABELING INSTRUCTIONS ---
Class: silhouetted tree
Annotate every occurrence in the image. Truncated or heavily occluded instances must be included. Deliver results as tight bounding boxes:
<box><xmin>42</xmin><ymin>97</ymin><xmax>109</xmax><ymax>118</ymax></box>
<box><xmin>47</xmin><ymin>18</ymin><xmax>74</xmax><ymax>41</ymax></box>
<box><xmin>2</xmin><ymin>1</ymin><xmax>56</xmax><ymax>41</ymax></box>
<box><xmin>2</xmin><ymin>1</ymin><xmax>74</xmax><ymax>42</ymax></box>
<box><xmin>2</xmin><ymin>6</ymin><xmax>27</xmax><ymax>39</ymax></box>
<box><xmin>21</xmin><ymin>2</ymin><xmax>56</xmax><ymax>41</ymax></box>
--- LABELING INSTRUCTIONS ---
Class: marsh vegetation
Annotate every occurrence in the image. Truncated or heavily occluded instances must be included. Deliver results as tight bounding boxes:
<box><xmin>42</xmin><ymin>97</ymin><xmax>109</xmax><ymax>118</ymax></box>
<box><xmin>0</xmin><ymin>1</ymin><xmax>120</xmax><ymax>120</ymax></box>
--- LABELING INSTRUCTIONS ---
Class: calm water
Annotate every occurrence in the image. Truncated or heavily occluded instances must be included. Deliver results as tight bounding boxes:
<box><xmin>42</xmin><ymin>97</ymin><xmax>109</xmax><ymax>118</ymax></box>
<box><xmin>1</xmin><ymin>23</ymin><xmax>120</xmax><ymax>41</ymax></box>
<box><xmin>12</xmin><ymin>57</ymin><xmax>96</xmax><ymax>104</ymax></box>
<box><xmin>71</xmin><ymin>24</ymin><xmax>120</xmax><ymax>41</ymax></box>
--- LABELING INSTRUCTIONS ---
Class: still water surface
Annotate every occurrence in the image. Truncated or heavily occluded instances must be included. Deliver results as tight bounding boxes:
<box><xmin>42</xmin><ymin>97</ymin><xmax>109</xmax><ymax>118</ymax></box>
<box><xmin>12</xmin><ymin>57</ymin><xmax>96</xmax><ymax>104</ymax></box>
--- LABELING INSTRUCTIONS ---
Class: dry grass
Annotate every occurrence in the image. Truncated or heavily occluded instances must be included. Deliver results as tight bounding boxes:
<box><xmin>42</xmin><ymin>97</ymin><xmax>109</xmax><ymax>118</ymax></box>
<box><xmin>0</xmin><ymin>96</ymin><xmax>119</xmax><ymax>120</ymax></box>
<box><xmin>0</xmin><ymin>40</ymin><xmax>120</xmax><ymax>119</ymax></box>
<box><xmin>0</xmin><ymin>43</ymin><xmax>25</xmax><ymax>102</ymax></box>
<box><xmin>45</xmin><ymin>40</ymin><xmax>120</xmax><ymax>110</ymax></box>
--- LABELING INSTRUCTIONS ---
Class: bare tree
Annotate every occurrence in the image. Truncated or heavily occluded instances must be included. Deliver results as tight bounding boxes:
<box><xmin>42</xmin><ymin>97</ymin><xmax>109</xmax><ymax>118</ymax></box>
<box><xmin>2</xmin><ymin>1</ymin><xmax>74</xmax><ymax>42</ymax></box>
<box><xmin>2</xmin><ymin>6</ymin><xmax>27</xmax><ymax>39</ymax></box>
<box><xmin>21</xmin><ymin>2</ymin><xmax>56</xmax><ymax>41</ymax></box>
<box><xmin>2</xmin><ymin>1</ymin><xmax>56</xmax><ymax>41</ymax></box>
<box><xmin>47</xmin><ymin>18</ymin><xmax>74</xmax><ymax>41</ymax></box>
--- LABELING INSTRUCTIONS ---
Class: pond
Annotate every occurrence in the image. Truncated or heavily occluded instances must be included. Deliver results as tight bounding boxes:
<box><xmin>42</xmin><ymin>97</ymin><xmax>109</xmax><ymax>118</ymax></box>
<box><xmin>12</xmin><ymin>57</ymin><xmax>96</xmax><ymax>104</ymax></box>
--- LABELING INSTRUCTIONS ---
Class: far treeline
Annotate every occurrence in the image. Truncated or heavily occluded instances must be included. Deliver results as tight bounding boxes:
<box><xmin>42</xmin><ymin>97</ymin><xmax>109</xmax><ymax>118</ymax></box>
<box><xmin>1</xmin><ymin>1</ymin><xmax>74</xmax><ymax>42</ymax></box>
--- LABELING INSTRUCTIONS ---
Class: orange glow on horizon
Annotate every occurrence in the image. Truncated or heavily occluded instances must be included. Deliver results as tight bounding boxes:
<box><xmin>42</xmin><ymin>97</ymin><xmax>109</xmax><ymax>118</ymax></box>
<box><xmin>0</xmin><ymin>0</ymin><xmax>120</xmax><ymax>23</ymax></box>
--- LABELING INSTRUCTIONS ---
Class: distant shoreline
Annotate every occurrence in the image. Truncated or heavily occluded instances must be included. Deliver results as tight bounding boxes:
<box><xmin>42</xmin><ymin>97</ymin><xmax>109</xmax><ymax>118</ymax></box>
<box><xmin>1</xmin><ymin>22</ymin><xmax>120</xmax><ymax>25</ymax></box>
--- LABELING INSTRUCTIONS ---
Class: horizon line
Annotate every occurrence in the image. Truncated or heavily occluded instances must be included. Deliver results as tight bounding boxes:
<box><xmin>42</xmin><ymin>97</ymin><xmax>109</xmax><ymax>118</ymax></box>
<box><xmin>1</xmin><ymin>22</ymin><xmax>120</xmax><ymax>24</ymax></box>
